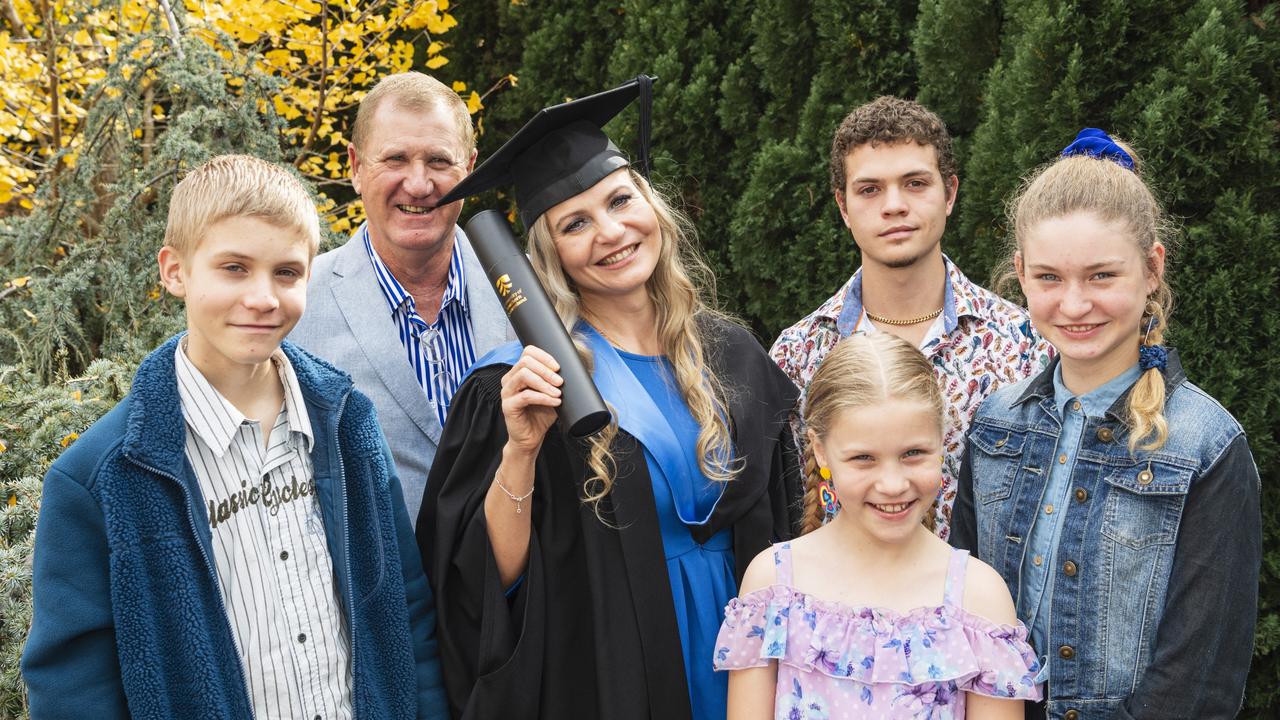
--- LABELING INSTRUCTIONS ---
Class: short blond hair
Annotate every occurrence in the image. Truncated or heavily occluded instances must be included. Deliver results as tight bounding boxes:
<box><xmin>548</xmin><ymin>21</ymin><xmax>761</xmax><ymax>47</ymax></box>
<box><xmin>164</xmin><ymin>154</ymin><xmax>320</xmax><ymax>257</ymax></box>
<box><xmin>352</xmin><ymin>72</ymin><xmax>474</xmax><ymax>154</ymax></box>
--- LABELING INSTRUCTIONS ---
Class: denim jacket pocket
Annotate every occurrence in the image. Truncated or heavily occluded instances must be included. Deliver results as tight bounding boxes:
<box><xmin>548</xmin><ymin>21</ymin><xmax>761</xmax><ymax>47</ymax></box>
<box><xmin>1101</xmin><ymin>459</ymin><xmax>1194</xmax><ymax>549</ymax></box>
<box><xmin>967</xmin><ymin>423</ymin><xmax>1026</xmax><ymax>505</ymax></box>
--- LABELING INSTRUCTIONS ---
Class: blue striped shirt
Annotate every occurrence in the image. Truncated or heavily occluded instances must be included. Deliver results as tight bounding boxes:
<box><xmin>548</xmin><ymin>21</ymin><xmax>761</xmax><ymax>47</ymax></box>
<box><xmin>362</xmin><ymin>224</ymin><xmax>476</xmax><ymax>426</ymax></box>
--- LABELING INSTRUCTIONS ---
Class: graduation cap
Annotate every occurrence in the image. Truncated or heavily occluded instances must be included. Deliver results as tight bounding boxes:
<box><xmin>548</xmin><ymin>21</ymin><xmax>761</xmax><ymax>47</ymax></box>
<box><xmin>435</xmin><ymin>75</ymin><xmax>655</xmax><ymax>230</ymax></box>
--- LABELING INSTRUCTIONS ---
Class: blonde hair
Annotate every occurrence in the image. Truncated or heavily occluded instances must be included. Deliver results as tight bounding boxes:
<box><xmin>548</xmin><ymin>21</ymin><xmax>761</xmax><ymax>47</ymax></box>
<box><xmin>352</xmin><ymin>72</ymin><xmax>475</xmax><ymax>155</ymax></box>
<box><xmin>799</xmin><ymin>333</ymin><xmax>945</xmax><ymax>535</ymax></box>
<box><xmin>1003</xmin><ymin>141</ymin><xmax>1175</xmax><ymax>452</ymax></box>
<box><xmin>526</xmin><ymin>170</ymin><xmax>739</xmax><ymax>517</ymax></box>
<box><xmin>164</xmin><ymin>154</ymin><xmax>320</xmax><ymax>258</ymax></box>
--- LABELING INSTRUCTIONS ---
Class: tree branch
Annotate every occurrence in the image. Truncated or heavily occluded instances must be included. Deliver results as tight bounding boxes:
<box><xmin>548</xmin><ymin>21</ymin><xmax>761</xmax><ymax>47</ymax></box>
<box><xmin>295</xmin><ymin>0</ymin><xmax>330</xmax><ymax>167</ymax></box>
<box><xmin>0</xmin><ymin>0</ymin><xmax>28</xmax><ymax>39</ymax></box>
<box><xmin>142</xmin><ymin>82</ymin><xmax>155</xmax><ymax>165</ymax></box>
<box><xmin>157</xmin><ymin>0</ymin><xmax>184</xmax><ymax>59</ymax></box>
<box><xmin>38</xmin><ymin>0</ymin><xmax>61</xmax><ymax>194</ymax></box>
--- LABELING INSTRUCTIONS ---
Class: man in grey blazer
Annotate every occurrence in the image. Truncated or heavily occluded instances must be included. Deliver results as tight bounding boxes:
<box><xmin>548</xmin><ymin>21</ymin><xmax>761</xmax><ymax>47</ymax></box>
<box><xmin>291</xmin><ymin>72</ymin><xmax>513</xmax><ymax>524</ymax></box>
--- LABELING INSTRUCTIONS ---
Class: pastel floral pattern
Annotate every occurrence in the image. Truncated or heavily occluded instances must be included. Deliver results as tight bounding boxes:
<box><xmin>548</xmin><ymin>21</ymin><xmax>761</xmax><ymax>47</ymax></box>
<box><xmin>769</xmin><ymin>257</ymin><xmax>1053</xmax><ymax>539</ymax></box>
<box><xmin>714</xmin><ymin>545</ymin><xmax>1042</xmax><ymax>719</ymax></box>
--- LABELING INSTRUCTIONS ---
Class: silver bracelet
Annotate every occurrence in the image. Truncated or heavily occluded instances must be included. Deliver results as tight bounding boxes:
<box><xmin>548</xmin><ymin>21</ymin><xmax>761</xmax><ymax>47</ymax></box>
<box><xmin>494</xmin><ymin>475</ymin><xmax>534</xmax><ymax>514</ymax></box>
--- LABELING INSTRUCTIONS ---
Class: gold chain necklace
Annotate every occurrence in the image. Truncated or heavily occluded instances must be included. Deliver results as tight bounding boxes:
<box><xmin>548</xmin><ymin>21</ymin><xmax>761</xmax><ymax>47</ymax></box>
<box><xmin>865</xmin><ymin>306</ymin><xmax>944</xmax><ymax>326</ymax></box>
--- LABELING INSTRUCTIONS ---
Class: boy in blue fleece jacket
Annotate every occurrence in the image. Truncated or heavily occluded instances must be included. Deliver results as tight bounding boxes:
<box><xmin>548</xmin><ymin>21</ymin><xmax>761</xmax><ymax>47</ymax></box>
<box><xmin>22</xmin><ymin>154</ymin><xmax>448</xmax><ymax>719</ymax></box>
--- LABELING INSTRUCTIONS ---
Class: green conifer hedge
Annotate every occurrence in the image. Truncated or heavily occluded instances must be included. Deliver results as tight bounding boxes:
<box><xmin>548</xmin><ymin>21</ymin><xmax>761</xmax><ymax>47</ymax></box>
<box><xmin>451</xmin><ymin>0</ymin><xmax>1279</xmax><ymax>712</ymax></box>
<box><xmin>1</xmin><ymin>0</ymin><xmax>1276</xmax><ymax>715</ymax></box>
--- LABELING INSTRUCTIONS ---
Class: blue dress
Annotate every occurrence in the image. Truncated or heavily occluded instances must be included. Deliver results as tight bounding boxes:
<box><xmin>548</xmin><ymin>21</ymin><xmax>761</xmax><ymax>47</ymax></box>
<box><xmin>619</xmin><ymin>350</ymin><xmax>735</xmax><ymax>720</ymax></box>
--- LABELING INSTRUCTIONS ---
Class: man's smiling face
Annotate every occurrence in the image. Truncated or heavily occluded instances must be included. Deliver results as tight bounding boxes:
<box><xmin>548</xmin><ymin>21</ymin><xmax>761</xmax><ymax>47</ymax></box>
<box><xmin>349</xmin><ymin>99</ymin><xmax>476</xmax><ymax>258</ymax></box>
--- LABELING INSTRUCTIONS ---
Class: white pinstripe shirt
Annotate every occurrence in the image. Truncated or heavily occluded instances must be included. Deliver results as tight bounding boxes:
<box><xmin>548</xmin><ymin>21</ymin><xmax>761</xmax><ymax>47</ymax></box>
<box><xmin>362</xmin><ymin>224</ymin><xmax>476</xmax><ymax>426</ymax></box>
<box><xmin>175</xmin><ymin>343</ymin><xmax>353</xmax><ymax>720</ymax></box>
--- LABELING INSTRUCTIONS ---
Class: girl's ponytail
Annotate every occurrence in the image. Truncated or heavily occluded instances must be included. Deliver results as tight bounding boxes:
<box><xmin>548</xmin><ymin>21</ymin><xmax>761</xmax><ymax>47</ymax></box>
<box><xmin>1128</xmin><ymin>293</ymin><xmax>1171</xmax><ymax>452</ymax></box>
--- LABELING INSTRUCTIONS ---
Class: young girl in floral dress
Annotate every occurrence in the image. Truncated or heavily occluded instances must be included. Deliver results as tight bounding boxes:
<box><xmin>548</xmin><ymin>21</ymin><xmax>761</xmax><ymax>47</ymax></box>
<box><xmin>715</xmin><ymin>333</ymin><xmax>1041</xmax><ymax>719</ymax></box>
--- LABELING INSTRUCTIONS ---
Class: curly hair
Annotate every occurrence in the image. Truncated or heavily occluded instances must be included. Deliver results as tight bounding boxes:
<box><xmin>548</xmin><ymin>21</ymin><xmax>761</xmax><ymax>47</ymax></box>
<box><xmin>829</xmin><ymin>96</ymin><xmax>957</xmax><ymax>195</ymax></box>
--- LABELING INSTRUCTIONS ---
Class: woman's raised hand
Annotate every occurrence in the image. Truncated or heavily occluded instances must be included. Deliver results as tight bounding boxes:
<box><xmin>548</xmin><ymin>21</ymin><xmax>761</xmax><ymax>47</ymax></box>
<box><xmin>499</xmin><ymin>345</ymin><xmax>563</xmax><ymax>456</ymax></box>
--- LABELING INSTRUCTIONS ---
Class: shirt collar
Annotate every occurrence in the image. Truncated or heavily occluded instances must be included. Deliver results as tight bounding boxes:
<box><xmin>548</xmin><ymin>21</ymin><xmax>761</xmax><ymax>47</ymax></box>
<box><xmin>174</xmin><ymin>341</ymin><xmax>314</xmax><ymax>457</ymax></box>
<box><xmin>1052</xmin><ymin>361</ymin><xmax>1143</xmax><ymax>418</ymax></box>
<box><xmin>835</xmin><ymin>254</ymin><xmax>974</xmax><ymax>337</ymax></box>
<box><xmin>361</xmin><ymin>222</ymin><xmax>469</xmax><ymax>322</ymax></box>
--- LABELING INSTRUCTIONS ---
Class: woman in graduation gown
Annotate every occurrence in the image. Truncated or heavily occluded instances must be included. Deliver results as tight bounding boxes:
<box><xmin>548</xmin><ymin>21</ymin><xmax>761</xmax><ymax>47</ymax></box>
<box><xmin>416</xmin><ymin>77</ymin><xmax>802</xmax><ymax>720</ymax></box>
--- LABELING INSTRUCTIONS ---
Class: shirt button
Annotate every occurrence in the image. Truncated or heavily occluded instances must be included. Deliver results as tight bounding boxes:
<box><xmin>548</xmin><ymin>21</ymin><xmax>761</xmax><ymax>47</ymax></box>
<box><xmin>297</xmin><ymin>633</ymin><xmax>307</xmax><ymax>644</ymax></box>
<box><xmin>279</xmin><ymin>550</ymin><xmax>289</xmax><ymax>561</ymax></box>
<box><xmin>1059</xmin><ymin>645</ymin><xmax>1075</xmax><ymax>660</ymax></box>
<box><xmin>1044</xmin><ymin>504</ymin><xmax>1054</xmax><ymax>515</ymax></box>
<box><xmin>1071</xmin><ymin>400</ymin><xmax>1081</xmax><ymax>412</ymax></box>
<box><xmin>314</xmin><ymin>716</ymin><xmax>322</xmax><ymax>720</ymax></box>
<box><xmin>1058</xmin><ymin>453</ymin><xmax>1067</xmax><ymax>464</ymax></box>
<box><xmin>1063</xmin><ymin>560</ymin><xmax>1078</xmax><ymax>577</ymax></box>
<box><xmin>1096</xmin><ymin>426</ymin><xmax>1114</xmax><ymax>443</ymax></box>
<box><xmin>1065</xmin><ymin>711</ymin><xmax>1081</xmax><ymax>720</ymax></box>
<box><xmin>1075</xmin><ymin>488</ymin><xmax>1088</xmax><ymax>503</ymax></box>
<box><xmin>1033</xmin><ymin>555</ymin><xmax>1043</xmax><ymax>566</ymax></box>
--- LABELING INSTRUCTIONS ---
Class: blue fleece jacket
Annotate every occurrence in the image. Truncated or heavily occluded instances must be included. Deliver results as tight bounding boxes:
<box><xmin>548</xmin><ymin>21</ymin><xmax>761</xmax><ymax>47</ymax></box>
<box><xmin>21</xmin><ymin>335</ymin><xmax>448</xmax><ymax>719</ymax></box>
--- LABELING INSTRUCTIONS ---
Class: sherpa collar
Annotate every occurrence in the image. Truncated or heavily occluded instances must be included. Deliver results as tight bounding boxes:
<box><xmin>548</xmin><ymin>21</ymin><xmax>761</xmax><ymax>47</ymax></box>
<box><xmin>122</xmin><ymin>334</ymin><xmax>353</xmax><ymax>475</ymax></box>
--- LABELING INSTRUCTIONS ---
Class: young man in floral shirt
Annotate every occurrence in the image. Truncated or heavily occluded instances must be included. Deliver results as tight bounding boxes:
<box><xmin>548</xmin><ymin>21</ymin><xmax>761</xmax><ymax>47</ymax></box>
<box><xmin>771</xmin><ymin>97</ymin><xmax>1052</xmax><ymax>539</ymax></box>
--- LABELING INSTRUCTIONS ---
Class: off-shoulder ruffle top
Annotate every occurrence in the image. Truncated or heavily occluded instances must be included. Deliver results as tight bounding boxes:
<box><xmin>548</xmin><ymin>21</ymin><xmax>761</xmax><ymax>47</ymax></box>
<box><xmin>714</xmin><ymin>544</ymin><xmax>1042</xmax><ymax>719</ymax></box>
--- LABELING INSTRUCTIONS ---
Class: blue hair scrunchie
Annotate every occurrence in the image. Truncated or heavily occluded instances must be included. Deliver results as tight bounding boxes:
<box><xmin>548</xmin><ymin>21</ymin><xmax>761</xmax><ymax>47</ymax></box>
<box><xmin>1060</xmin><ymin>128</ymin><xmax>1135</xmax><ymax>171</ymax></box>
<box><xmin>1139</xmin><ymin>344</ymin><xmax>1168</xmax><ymax>372</ymax></box>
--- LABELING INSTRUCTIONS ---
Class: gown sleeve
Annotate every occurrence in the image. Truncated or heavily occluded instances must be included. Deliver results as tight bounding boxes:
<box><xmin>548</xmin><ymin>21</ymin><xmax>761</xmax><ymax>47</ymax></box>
<box><xmin>416</xmin><ymin>366</ymin><xmax>540</xmax><ymax>719</ymax></box>
<box><xmin>772</xmin><ymin>416</ymin><xmax>804</xmax><ymax>540</ymax></box>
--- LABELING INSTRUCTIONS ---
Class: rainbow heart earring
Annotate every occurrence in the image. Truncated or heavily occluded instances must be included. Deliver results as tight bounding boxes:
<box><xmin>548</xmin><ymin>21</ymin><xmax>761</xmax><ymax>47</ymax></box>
<box><xmin>818</xmin><ymin>467</ymin><xmax>840</xmax><ymax>522</ymax></box>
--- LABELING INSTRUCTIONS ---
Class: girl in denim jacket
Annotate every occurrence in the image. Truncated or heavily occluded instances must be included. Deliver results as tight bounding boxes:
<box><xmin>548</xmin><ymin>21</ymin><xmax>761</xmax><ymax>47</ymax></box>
<box><xmin>951</xmin><ymin>130</ymin><xmax>1262</xmax><ymax>720</ymax></box>
<box><xmin>717</xmin><ymin>333</ymin><xmax>1042</xmax><ymax>719</ymax></box>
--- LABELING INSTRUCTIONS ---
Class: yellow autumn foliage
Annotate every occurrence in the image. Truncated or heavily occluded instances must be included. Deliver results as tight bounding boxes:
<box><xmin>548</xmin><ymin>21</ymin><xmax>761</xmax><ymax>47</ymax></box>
<box><xmin>0</xmin><ymin>0</ymin><xmax>506</xmax><ymax>235</ymax></box>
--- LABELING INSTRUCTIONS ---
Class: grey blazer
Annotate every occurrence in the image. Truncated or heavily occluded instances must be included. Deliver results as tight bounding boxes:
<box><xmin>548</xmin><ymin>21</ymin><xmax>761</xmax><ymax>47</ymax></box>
<box><xmin>289</xmin><ymin>226</ymin><xmax>514</xmax><ymax>525</ymax></box>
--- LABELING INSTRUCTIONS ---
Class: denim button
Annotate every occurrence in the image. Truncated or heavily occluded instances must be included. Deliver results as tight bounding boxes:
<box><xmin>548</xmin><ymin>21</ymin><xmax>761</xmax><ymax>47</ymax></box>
<box><xmin>1065</xmin><ymin>711</ymin><xmax>1080</xmax><ymax>720</ymax></box>
<box><xmin>1058</xmin><ymin>453</ymin><xmax>1067</xmax><ymax>464</ymax></box>
<box><xmin>1096</xmin><ymin>426</ymin><xmax>1114</xmax><ymax>442</ymax></box>
<box><xmin>1059</xmin><ymin>645</ymin><xmax>1075</xmax><ymax>660</ymax></box>
<box><xmin>1044</xmin><ymin>504</ymin><xmax>1054</xmax><ymax>515</ymax></box>
<box><xmin>1063</xmin><ymin>560</ymin><xmax>1078</xmax><ymax>577</ymax></box>
<box><xmin>1138</xmin><ymin>469</ymin><xmax>1154</xmax><ymax>485</ymax></box>
<box><xmin>1074</xmin><ymin>488</ymin><xmax>1088</xmax><ymax>503</ymax></box>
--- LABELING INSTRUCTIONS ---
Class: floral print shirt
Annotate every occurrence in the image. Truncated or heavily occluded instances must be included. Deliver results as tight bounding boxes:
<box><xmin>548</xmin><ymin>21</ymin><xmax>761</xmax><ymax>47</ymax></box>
<box><xmin>769</xmin><ymin>257</ymin><xmax>1052</xmax><ymax>539</ymax></box>
<box><xmin>714</xmin><ymin>544</ymin><xmax>1042</xmax><ymax>719</ymax></box>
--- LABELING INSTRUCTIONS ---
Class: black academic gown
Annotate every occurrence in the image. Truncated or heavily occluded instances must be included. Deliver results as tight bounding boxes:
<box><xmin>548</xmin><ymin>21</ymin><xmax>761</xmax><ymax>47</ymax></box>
<box><xmin>417</xmin><ymin>321</ymin><xmax>802</xmax><ymax>720</ymax></box>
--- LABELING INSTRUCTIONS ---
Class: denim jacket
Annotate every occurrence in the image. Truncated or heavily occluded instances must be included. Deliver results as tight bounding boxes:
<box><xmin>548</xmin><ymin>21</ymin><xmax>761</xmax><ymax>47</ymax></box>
<box><xmin>951</xmin><ymin>351</ymin><xmax>1261</xmax><ymax>720</ymax></box>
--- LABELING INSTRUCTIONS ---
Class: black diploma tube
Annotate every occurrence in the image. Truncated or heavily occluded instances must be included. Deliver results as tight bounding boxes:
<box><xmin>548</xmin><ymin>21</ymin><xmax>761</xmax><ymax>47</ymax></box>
<box><xmin>464</xmin><ymin>210</ymin><xmax>611</xmax><ymax>438</ymax></box>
